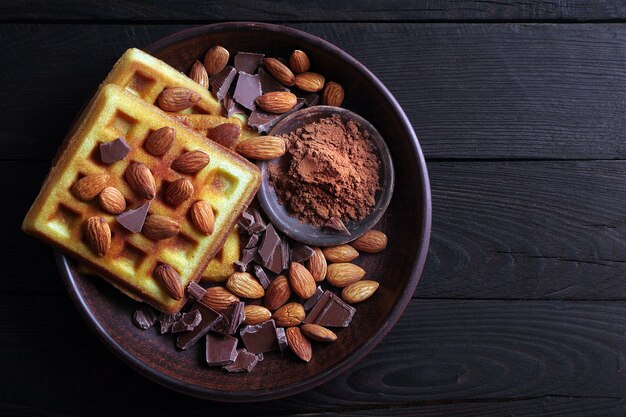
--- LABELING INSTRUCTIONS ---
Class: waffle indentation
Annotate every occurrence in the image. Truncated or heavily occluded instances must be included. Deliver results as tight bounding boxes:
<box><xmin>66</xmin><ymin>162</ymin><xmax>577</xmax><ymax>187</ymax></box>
<box><xmin>126</xmin><ymin>72</ymin><xmax>156</xmax><ymax>99</ymax></box>
<box><xmin>204</xmin><ymin>168</ymin><xmax>239</xmax><ymax>198</ymax></box>
<box><xmin>118</xmin><ymin>242</ymin><xmax>147</xmax><ymax>272</ymax></box>
<box><xmin>47</xmin><ymin>204</ymin><xmax>81</xmax><ymax>238</ymax></box>
<box><xmin>107</xmin><ymin>111</ymin><xmax>137</xmax><ymax>136</ymax></box>
<box><xmin>168</xmin><ymin>232</ymin><xmax>198</xmax><ymax>259</ymax></box>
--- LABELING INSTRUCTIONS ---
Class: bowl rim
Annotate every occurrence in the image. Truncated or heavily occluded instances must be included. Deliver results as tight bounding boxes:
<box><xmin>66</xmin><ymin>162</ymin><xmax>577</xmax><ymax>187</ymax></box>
<box><xmin>56</xmin><ymin>21</ymin><xmax>432</xmax><ymax>402</ymax></box>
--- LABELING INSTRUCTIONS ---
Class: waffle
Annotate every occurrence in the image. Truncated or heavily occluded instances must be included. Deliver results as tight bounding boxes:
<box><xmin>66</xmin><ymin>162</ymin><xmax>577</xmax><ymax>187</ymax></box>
<box><xmin>22</xmin><ymin>84</ymin><xmax>260</xmax><ymax>313</ymax></box>
<box><xmin>202</xmin><ymin>225</ymin><xmax>240</xmax><ymax>282</ymax></box>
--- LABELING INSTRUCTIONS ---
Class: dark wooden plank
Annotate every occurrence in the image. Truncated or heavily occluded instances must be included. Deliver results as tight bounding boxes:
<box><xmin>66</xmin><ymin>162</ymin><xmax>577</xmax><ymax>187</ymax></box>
<box><xmin>1</xmin><ymin>1</ymin><xmax>625</xmax><ymax>22</ymax></box>
<box><xmin>1</xmin><ymin>297</ymin><xmax>625</xmax><ymax>415</ymax></box>
<box><xmin>3</xmin><ymin>23</ymin><xmax>626</xmax><ymax>161</ymax></box>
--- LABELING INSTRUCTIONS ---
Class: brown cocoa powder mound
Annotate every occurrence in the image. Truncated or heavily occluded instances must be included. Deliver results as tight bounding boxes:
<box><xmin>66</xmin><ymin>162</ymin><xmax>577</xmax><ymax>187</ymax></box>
<box><xmin>269</xmin><ymin>114</ymin><xmax>380</xmax><ymax>227</ymax></box>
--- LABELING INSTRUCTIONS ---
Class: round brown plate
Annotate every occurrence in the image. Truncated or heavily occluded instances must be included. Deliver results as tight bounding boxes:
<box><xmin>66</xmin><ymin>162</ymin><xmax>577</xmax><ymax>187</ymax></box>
<box><xmin>56</xmin><ymin>22</ymin><xmax>431</xmax><ymax>402</ymax></box>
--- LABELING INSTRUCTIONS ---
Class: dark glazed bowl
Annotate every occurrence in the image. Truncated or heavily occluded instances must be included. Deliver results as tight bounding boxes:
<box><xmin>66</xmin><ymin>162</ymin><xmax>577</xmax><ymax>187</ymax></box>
<box><xmin>56</xmin><ymin>22</ymin><xmax>432</xmax><ymax>402</ymax></box>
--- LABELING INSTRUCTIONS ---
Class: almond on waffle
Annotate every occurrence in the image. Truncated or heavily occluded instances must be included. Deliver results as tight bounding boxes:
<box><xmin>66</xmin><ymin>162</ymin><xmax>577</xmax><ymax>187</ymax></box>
<box><xmin>22</xmin><ymin>84</ymin><xmax>260</xmax><ymax>313</ymax></box>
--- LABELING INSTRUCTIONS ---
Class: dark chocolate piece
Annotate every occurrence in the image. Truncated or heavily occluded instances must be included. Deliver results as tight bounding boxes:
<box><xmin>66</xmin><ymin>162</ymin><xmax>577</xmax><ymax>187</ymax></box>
<box><xmin>299</xmin><ymin>91</ymin><xmax>320</xmax><ymax>107</ymax></box>
<box><xmin>233</xmin><ymin>72</ymin><xmax>261</xmax><ymax>111</ymax></box>
<box><xmin>248</xmin><ymin>98</ymin><xmax>305</xmax><ymax>133</ymax></box>
<box><xmin>241</xmin><ymin>247</ymin><xmax>258</xmax><ymax>266</ymax></box>
<box><xmin>157</xmin><ymin>312</ymin><xmax>181</xmax><ymax>334</ymax></box>
<box><xmin>234</xmin><ymin>52</ymin><xmax>264</xmax><ymax>74</ymax></box>
<box><xmin>304</xmin><ymin>291</ymin><xmax>356</xmax><ymax>327</ymax></box>
<box><xmin>258</xmin><ymin>223</ymin><xmax>280</xmax><ymax>265</ymax></box>
<box><xmin>187</xmin><ymin>281</ymin><xmax>207</xmax><ymax>301</ymax></box>
<box><xmin>248</xmin><ymin>208</ymin><xmax>267</xmax><ymax>234</ymax></box>
<box><xmin>116</xmin><ymin>201</ymin><xmax>150</xmax><ymax>233</ymax></box>
<box><xmin>223</xmin><ymin>349</ymin><xmax>260</xmax><ymax>373</ymax></box>
<box><xmin>213</xmin><ymin>301</ymin><xmax>245</xmax><ymax>335</ymax></box>
<box><xmin>209</xmin><ymin>66</ymin><xmax>236</xmax><ymax>101</ymax></box>
<box><xmin>324</xmin><ymin>217</ymin><xmax>351</xmax><ymax>236</ymax></box>
<box><xmin>244</xmin><ymin>233</ymin><xmax>260</xmax><ymax>249</ymax></box>
<box><xmin>237</xmin><ymin>210</ymin><xmax>256</xmax><ymax>231</ymax></box>
<box><xmin>100</xmin><ymin>137</ymin><xmax>131</xmax><ymax>163</ymax></box>
<box><xmin>132</xmin><ymin>306</ymin><xmax>158</xmax><ymax>330</ymax></box>
<box><xmin>276</xmin><ymin>327</ymin><xmax>288</xmax><ymax>355</ymax></box>
<box><xmin>265</xmin><ymin>235</ymin><xmax>286</xmax><ymax>274</ymax></box>
<box><xmin>291</xmin><ymin>244</ymin><xmax>315</xmax><ymax>263</ymax></box>
<box><xmin>234</xmin><ymin>260</ymin><xmax>248</xmax><ymax>273</ymax></box>
<box><xmin>171</xmin><ymin>310</ymin><xmax>202</xmax><ymax>333</ymax></box>
<box><xmin>254</xmin><ymin>265</ymin><xmax>271</xmax><ymax>289</ymax></box>
<box><xmin>222</xmin><ymin>95</ymin><xmax>245</xmax><ymax>118</ymax></box>
<box><xmin>258</xmin><ymin>67</ymin><xmax>288</xmax><ymax>93</ymax></box>
<box><xmin>176</xmin><ymin>302</ymin><xmax>223</xmax><ymax>350</ymax></box>
<box><xmin>280</xmin><ymin>238</ymin><xmax>290</xmax><ymax>271</ymax></box>
<box><xmin>239</xmin><ymin>319</ymin><xmax>279</xmax><ymax>354</ymax></box>
<box><xmin>302</xmin><ymin>286</ymin><xmax>324</xmax><ymax>312</ymax></box>
<box><xmin>206</xmin><ymin>334</ymin><xmax>239</xmax><ymax>367</ymax></box>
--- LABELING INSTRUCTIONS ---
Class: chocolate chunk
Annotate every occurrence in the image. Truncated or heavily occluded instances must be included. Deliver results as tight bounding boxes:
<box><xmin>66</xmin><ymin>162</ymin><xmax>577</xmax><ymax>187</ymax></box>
<box><xmin>275</xmin><ymin>327</ymin><xmax>288</xmax><ymax>355</ymax></box>
<box><xmin>187</xmin><ymin>281</ymin><xmax>207</xmax><ymax>301</ymax></box>
<box><xmin>258</xmin><ymin>67</ymin><xmax>288</xmax><ymax>93</ymax></box>
<box><xmin>206</xmin><ymin>334</ymin><xmax>239</xmax><ymax>367</ymax></box>
<box><xmin>303</xmin><ymin>291</ymin><xmax>356</xmax><ymax>327</ymax></box>
<box><xmin>241</xmin><ymin>247</ymin><xmax>258</xmax><ymax>266</ymax></box>
<box><xmin>176</xmin><ymin>302</ymin><xmax>223</xmax><ymax>350</ymax></box>
<box><xmin>116</xmin><ymin>201</ymin><xmax>150</xmax><ymax>233</ymax></box>
<box><xmin>244</xmin><ymin>233</ymin><xmax>260</xmax><ymax>249</ymax></box>
<box><xmin>240</xmin><ymin>319</ymin><xmax>279</xmax><ymax>354</ymax></box>
<box><xmin>237</xmin><ymin>210</ymin><xmax>256</xmax><ymax>231</ymax></box>
<box><xmin>258</xmin><ymin>223</ymin><xmax>280</xmax><ymax>265</ymax></box>
<box><xmin>209</xmin><ymin>66</ymin><xmax>237</xmax><ymax>101</ymax></box>
<box><xmin>302</xmin><ymin>286</ymin><xmax>324</xmax><ymax>312</ymax></box>
<box><xmin>324</xmin><ymin>217</ymin><xmax>351</xmax><ymax>236</ymax></box>
<box><xmin>157</xmin><ymin>312</ymin><xmax>181</xmax><ymax>334</ymax></box>
<box><xmin>233</xmin><ymin>260</ymin><xmax>248</xmax><ymax>272</ymax></box>
<box><xmin>234</xmin><ymin>52</ymin><xmax>264</xmax><ymax>74</ymax></box>
<box><xmin>248</xmin><ymin>98</ymin><xmax>305</xmax><ymax>133</ymax></box>
<box><xmin>233</xmin><ymin>72</ymin><xmax>262</xmax><ymax>111</ymax></box>
<box><xmin>297</xmin><ymin>91</ymin><xmax>320</xmax><ymax>107</ymax></box>
<box><xmin>100</xmin><ymin>137</ymin><xmax>131</xmax><ymax>163</ymax></box>
<box><xmin>253</xmin><ymin>265</ymin><xmax>271</xmax><ymax>289</ymax></box>
<box><xmin>291</xmin><ymin>244</ymin><xmax>315</xmax><ymax>263</ymax></box>
<box><xmin>248</xmin><ymin>208</ymin><xmax>267</xmax><ymax>234</ymax></box>
<box><xmin>222</xmin><ymin>95</ymin><xmax>245</xmax><ymax>118</ymax></box>
<box><xmin>213</xmin><ymin>301</ymin><xmax>245</xmax><ymax>335</ymax></box>
<box><xmin>132</xmin><ymin>306</ymin><xmax>158</xmax><ymax>330</ymax></box>
<box><xmin>223</xmin><ymin>349</ymin><xmax>260</xmax><ymax>373</ymax></box>
<box><xmin>171</xmin><ymin>309</ymin><xmax>202</xmax><ymax>333</ymax></box>
<box><xmin>265</xmin><ymin>236</ymin><xmax>285</xmax><ymax>274</ymax></box>
<box><xmin>280</xmin><ymin>239</ymin><xmax>290</xmax><ymax>271</ymax></box>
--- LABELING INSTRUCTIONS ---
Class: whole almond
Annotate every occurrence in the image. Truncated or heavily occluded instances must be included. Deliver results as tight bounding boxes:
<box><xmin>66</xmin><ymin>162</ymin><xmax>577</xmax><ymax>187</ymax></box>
<box><xmin>142</xmin><ymin>214</ymin><xmax>180</xmax><ymax>240</ymax></box>
<box><xmin>154</xmin><ymin>264</ymin><xmax>184</xmax><ymax>300</ymax></box>
<box><xmin>226</xmin><ymin>272</ymin><xmax>265</xmax><ymax>299</ymax></box>
<box><xmin>144</xmin><ymin>126</ymin><xmax>175</xmax><ymax>156</ymax></box>
<box><xmin>286</xmin><ymin>327</ymin><xmax>312</xmax><ymax>362</ymax></box>
<box><xmin>263</xmin><ymin>57</ymin><xmax>295</xmax><ymax>87</ymax></box>
<box><xmin>288</xmin><ymin>50</ymin><xmax>310</xmax><ymax>74</ymax></box>
<box><xmin>165</xmin><ymin>178</ymin><xmax>194</xmax><ymax>206</ymax></box>
<box><xmin>255</xmin><ymin>91</ymin><xmax>297</xmax><ymax>114</ymax></box>
<box><xmin>189</xmin><ymin>60</ymin><xmax>209</xmax><ymax>89</ymax></box>
<box><xmin>351</xmin><ymin>230</ymin><xmax>388</xmax><ymax>253</ymax></box>
<box><xmin>125</xmin><ymin>162</ymin><xmax>156</xmax><ymax>199</ymax></box>
<box><xmin>289</xmin><ymin>262</ymin><xmax>317</xmax><ymax>299</ymax></box>
<box><xmin>237</xmin><ymin>136</ymin><xmax>286</xmax><ymax>160</ymax></box>
<box><xmin>301</xmin><ymin>323</ymin><xmax>337</xmax><ymax>342</ymax></box>
<box><xmin>294</xmin><ymin>72</ymin><xmax>325</xmax><ymax>92</ymax></box>
<box><xmin>208</xmin><ymin>123</ymin><xmax>240</xmax><ymax>149</ymax></box>
<box><xmin>98</xmin><ymin>186</ymin><xmax>126</xmax><ymax>214</ymax></box>
<box><xmin>342</xmin><ymin>280</ymin><xmax>379</xmax><ymax>304</ymax></box>
<box><xmin>203</xmin><ymin>45</ymin><xmax>229</xmax><ymax>76</ymax></box>
<box><xmin>322</xmin><ymin>81</ymin><xmax>345</xmax><ymax>107</ymax></box>
<box><xmin>326</xmin><ymin>263</ymin><xmax>365</xmax><ymax>288</ymax></box>
<box><xmin>157</xmin><ymin>87</ymin><xmax>201</xmax><ymax>112</ymax></box>
<box><xmin>71</xmin><ymin>173</ymin><xmax>109</xmax><ymax>201</ymax></box>
<box><xmin>273</xmin><ymin>302</ymin><xmax>305</xmax><ymax>327</ymax></box>
<box><xmin>171</xmin><ymin>150</ymin><xmax>210</xmax><ymax>174</ymax></box>
<box><xmin>85</xmin><ymin>216</ymin><xmax>111</xmax><ymax>256</ymax></box>
<box><xmin>243</xmin><ymin>305</ymin><xmax>272</xmax><ymax>325</ymax></box>
<box><xmin>202</xmin><ymin>286</ymin><xmax>239</xmax><ymax>312</ymax></box>
<box><xmin>190</xmin><ymin>200</ymin><xmax>214</xmax><ymax>235</ymax></box>
<box><xmin>307</xmin><ymin>247</ymin><xmax>327</xmax><ymax>282</ymax></box>
<box><xmin>264</xmin><ymin>275</ymin><xmax>292</xmax><ymax>310</ymax></box>
<box><xmin>322</xmin><ymin>244</ymin><xmax>359</xmax><ymax>263</ymax></box>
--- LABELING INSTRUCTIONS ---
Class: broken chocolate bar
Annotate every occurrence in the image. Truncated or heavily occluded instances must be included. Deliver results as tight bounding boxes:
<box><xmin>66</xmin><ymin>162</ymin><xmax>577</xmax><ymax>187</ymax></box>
<box><xmin>234</xmin><ymin>52</ymin><xmax>264</xmax><ymax>74</ymax></box>
<box><xmin>206</xmin><ymin>334</ymin><xmax>239</xmax><ymax>367</ymax></box>
<box><xmin>222</xmin><ymin>95</ymin><xmax>245</xmax><ymax>118</ymax></box>
<box><xmin>233</xmin><ymin>72</ymin><xmax>261</xmax><ymax>111</ymax></box>
<box><xmin>248</xmin><ymin>98</ymin><xmax>305</xmax><ymax>133</ymax></box>
<box><xmin>223</xmin><ymin>349</ymin><xmax>260</xmax><ymax>373</ymax></box>
<box><xmin>176</xmin><ymin>302</ymin><xmax>223</xmax><ymax>350</ymax></box>
<box><xmin>187</xmin><ymin>281</ymin><xmax>207</xmax><ymax>301</ymax></box>
<box><xmin>303</xmin><ymin>290</ymin><xmax>356</xmax><ymax>327</ymax></box>
<box><xmin>210</xmin><ymin>66</ymin><xmax>237</xmax><ymax>101</ymax></box>
<box><xmin>116</xmin><ymin>201</ymin><xmax>150</xmax><ymax>233</ymax></box>
<box><xmin>275</xmin><ymin>327</ymin><xmax>288</xmax><ymax>355</ymax></box>
<box><xmin>258</xmin><ymin>223</ymin><xmax>280</xmax><ymax>265</ymax></box>
<box><xmin>258</xmin><ymin>67</ymin><xmax>288</xmax><ymax>93</ymax></box>
<box><xmin>157</xmin><ymin>312</ymin><xmax>181</xmax><ymax>334</ymax></box>
<box><xmin>239</xmin><ymin>319</ymin><xmax>279</xmax><ymax>354</ymax></box>
<box><xmin>253</xmin><ymin>264</ymin><xmax>271</xmax><ymax>289</ymax></box>
<box><xmin>132</xmin><ymin>306</ymin><xmax>158</xmax><ymax>330</ymax></box>
<box><xmin>213</xmin><ymin>301</ymin><xmax>245</xmax><ymax>336</ymax></box>
<box><xmin>171</xmin><ymin>310</ymin><xmax>202</xmax><ymax>333</ymax></box>
<box><xmin>291</xmin><ymin>243</ymin><xmax>315</xmax><ymax>263</ymax></box>
<box><xmin>302</xmin><ymin>286</ymin><xmax>324</xmax><ymax>312</ymax></box>
<box><xmin>100</xmin><ymin>137</ymin><xmax>130</xmax><ymax>163</ymax></box>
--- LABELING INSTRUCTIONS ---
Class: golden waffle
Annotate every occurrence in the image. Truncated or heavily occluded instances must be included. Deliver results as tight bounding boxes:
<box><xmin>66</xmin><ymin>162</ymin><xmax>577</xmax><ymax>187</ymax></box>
<box><xmin>23</xmin><ymin>84</ymin><xmax>260</xmax><ymax>313</ymax></box>
<box><xmin>202</xmin><ymin>226</ymin><xmax>240</xmax><ymax>282</ymax></box>
<box><xmin>176</xmin><ymin>114</ymin><xmax>258</xmax><ymax>146</ymax></box>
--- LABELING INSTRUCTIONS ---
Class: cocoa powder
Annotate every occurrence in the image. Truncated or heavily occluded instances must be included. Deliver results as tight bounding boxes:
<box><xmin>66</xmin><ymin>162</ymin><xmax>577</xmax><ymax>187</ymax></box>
<box><xmin>269</xmin><ymin>114</ymin><xmax>380</xmax><ymax>227</ymax></box>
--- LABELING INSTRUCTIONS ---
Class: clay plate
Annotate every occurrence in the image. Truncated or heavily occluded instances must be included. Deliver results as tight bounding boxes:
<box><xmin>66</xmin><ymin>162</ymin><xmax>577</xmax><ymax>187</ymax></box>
<box><xmin>56</xmin><ymin>22</ymin><xmax>432</xmax><ymax>402</ymax></box>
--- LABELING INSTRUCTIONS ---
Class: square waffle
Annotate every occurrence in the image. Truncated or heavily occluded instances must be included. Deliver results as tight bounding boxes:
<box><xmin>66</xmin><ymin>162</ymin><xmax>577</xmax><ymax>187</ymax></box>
<box><xmin>22</xmin><ymin>84</ymin><xmax>261</xmax><ymax>313</ymax></box>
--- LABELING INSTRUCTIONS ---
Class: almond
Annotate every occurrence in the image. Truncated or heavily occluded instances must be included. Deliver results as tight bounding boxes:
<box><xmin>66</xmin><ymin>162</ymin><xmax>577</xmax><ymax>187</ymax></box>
<box><xmin>243</xmin><ymin>305</ymin><xmax>272</xmax><ymax>325</ymax></box>
<box><xmin>208</xmin><ymin>123</ymin><xmax>240</xmax><ymax>149</ymax></box>
<box><xmin>322</xmin><ymin>244</ymin><xmax>359</xmax><ymax>263</ymax></box>
<box><xmin>142</xmin><ymin>214</ymin><xmax>180</xmax><ymax>240</ymax></box>
<box><xmin>190</xmin><ymin>200</ymin><xmax>214</xmax><ymax>235</ymax></box>
<box><xmin>237</xmin><ymin>136</ymin><xmax>286</xmax><ymax>160</ymax></box>
<box><xmin>98</xmin><ymin>186</ymin><xmax>126</xmax><ymax>214</ymax></box>
<box><xmin>144</xmin><ymin>126</ymin><xmax>175</xmax><ymax>156</ymax></box>
<box><xmin>165</xmin><ymin>178</ymin><xmax>194</xmax><ymax>206</ymax></box>
<box><xmin>264</xmin><ymin>275</ymin><xmax>291</xmax><ymax>310</ymax></box>
<box><xmin>226</xmin><ymin>272</ymin><xmax>265</xmax><ymax>299</ymax></box>
<box><xmin>263</xmin><ymin>57</ymin><xmax>295</xmax><ymax>87</ymax></box>
<box><xmin>294</xmin><ymin>72</ymin><xmax>325</xmax><ymax>92</ymax></box>
<box><xmin>301</xmin><ymin>323</ymin><xmax>337</xmax><ymax>342</ymax></box>
<box><xmin>189</xmin><ymin>60</ymin><xmax>209</xmax><ymax>89</ymax></box>
<box><xmin>351</xmin><ymin>230</ymin><xmax>388</xmax><ymax>253</ymax></box>
<box><xmin>202</xmin><ymin>286</ymin><xmax>239</xmax><ymax>312</ymax></box>
<box><xmin>289</xmin><ymin>50</ymin><xmax>310</xmax><ymax>74</ymax></box>
<box><xmin>71</xmin><ymin>173</ymin><xmax>109</xmax><ymax>201</ymax></box>
<box><xmin>273</xmin><ymin>302</ymin><xmax>305</xmax><ymax>327</ymax></box>
<box><xmin>342</xmin><ymin>280</ymin><xmax>379</xmax><ymax>304</ymax></box>
<box><xmin>125</xmin><ymin>162</ymin><xmax>156</xmax><ymax>199</ymax></box>
<box><xmin>171</xmin><ymin>150</ymin><xmax>210</xmax><ymax>174</ymax></box>
<box><xmin>85</xmin><ymin>216</ymin><xmax>111</xmax><ymax>256</ymax></box>
<box><xmin>286</xmin><ymin>327</ymin><xmax>312</xmax><ymax>362</ymax></box>
<box><xmin>154</xmin><ymin>264</ymin><xmax>184</xmax><ymax>300</ymax></box>
<box><xmin>322</xmin><ymin>81</ymin><xmax>345</xmax><ymax>107</ymax></box>
<box><xmin>203</xmin><ymin>45</ymin><xmax>229</xmax><ymax>76</ymax></box>
<box><xmin>307</xmin><ymin>247</ymin><xmax>327</xmax><ymax>282</ymax></box>
<box><xmin>255</xmin><ymin>91</ymin><xmax>297</xmax><ymax>114</ymax></box>
<box><xmin>289</xmin><ymin>262</ymin><xmax>317</xmax><ymax>299</ymax></box>
<box><xmin>157</xmin><ymin>87</ymin><xmax>201</xmax><ymax>112</ymax></box>
<box><xmin>326</xmin><ymin>263</ymin><xmax>365</xmax><ymax>288</ymax></box>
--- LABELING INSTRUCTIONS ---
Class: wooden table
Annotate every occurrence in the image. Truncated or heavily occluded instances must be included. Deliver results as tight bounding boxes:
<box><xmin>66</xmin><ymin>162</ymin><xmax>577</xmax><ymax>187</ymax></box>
<box><xmin>4</xmin><ymin>2</ymin><xmax>626</xmax><ymax>416</ymax></box>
